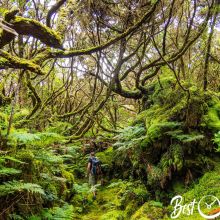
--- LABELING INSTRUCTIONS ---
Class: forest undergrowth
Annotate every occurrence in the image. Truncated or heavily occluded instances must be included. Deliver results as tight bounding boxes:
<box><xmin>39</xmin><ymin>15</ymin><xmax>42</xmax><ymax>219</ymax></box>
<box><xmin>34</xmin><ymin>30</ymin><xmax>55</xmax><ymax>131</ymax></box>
<box><xmin>0</xmin><ymin>74</ymin><xmax>220</xmax><ymax>220</ymax></box>
<box><xmin>1</xmin><ymin>1</ymin><xmax>220</xmax><ymax>219</ymax></box>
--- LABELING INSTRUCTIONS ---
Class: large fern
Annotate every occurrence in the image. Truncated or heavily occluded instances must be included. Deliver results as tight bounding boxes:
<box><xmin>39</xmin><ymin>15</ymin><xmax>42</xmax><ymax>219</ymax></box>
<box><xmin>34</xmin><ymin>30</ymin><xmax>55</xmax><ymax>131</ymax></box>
<box><xmin>0</xmin><ymin>167</ymin><xmax>21</xmax><ymax>176</ymax></box>
<box><xmin>0</xmin><ymin>155</ymin><xmax>24</xmax><ymax>176</ymax></box>
<box><xmin>0</xmin><ymin>180</ymin><xmax>45</xmax><ymax>196</ymax></box>
<box><xmin>41</xmin><ymin>204</ymin><xmax>75</xmax><ymax>220</ymax></box>
<box><xmin>8</xmin><ymin>130</ymin><xmax>65</xmax><ymax>147</ymax></box>
<box><xmin>166</xmin><ymin>130</ymin><xmax>205</xmax><ymax>143</ymax></box>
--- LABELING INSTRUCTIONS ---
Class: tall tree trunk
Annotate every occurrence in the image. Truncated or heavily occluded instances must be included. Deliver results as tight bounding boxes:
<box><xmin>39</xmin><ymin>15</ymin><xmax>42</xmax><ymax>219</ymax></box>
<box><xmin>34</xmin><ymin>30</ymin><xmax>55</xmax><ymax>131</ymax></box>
<box><xmin>203</xmin><ymin>12</ymin><xmax>217</xmax><ymax>91</ymax></box>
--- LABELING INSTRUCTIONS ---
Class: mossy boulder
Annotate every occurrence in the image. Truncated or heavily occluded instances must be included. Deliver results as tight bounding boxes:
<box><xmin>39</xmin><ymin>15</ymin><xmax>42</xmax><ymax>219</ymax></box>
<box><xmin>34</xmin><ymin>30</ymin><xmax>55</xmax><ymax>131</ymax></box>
<box><xmin>113</xmin><ymin>73</ymin><xmax>220</xmax><ymax>192</ymax></box>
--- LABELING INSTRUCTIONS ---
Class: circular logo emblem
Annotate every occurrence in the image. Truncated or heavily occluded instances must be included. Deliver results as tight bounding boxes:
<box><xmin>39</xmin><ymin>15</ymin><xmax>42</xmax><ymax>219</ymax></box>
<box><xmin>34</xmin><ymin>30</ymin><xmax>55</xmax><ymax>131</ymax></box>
<box><xmin>198</xmin><ymin>195</ymin><xmax>220</xmax><ymax>219</ymax></box>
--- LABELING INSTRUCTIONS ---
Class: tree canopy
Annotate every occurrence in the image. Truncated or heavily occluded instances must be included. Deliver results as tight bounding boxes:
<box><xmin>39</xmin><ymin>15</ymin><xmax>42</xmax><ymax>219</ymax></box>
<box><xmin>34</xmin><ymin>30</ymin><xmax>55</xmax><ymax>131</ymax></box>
<box><xmin>0</xmin><ymin>0</ymin><xmax>219</xmax><ymax>140</ymax></box>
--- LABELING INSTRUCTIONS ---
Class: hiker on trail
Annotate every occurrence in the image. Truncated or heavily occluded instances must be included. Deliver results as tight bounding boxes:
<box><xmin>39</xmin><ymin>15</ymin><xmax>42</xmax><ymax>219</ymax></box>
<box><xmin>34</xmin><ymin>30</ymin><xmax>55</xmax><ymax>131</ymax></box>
<box><xmin>87</xmin><ymin>152</ymin><xmax>102</xmax><ymax>199</ymax></box>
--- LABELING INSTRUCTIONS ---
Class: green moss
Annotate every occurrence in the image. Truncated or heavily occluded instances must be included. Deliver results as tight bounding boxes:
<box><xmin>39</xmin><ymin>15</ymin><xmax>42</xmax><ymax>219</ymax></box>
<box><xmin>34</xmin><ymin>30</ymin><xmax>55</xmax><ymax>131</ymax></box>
<box><xmin>33</xmin><ymin>48</ymin><xmax>52</xmax><ymax>64</ymax></box>
<box><xmin>183</xmin><ymin>163</ymin><xmax>220</xmax><ymax>202</ymax></box>
<box><xmin>133</xmin><ymin>110</ymin><xmax>148</xmax><ymax>125</ymax></box>
<box><xmin>112</xmin><ymin>72</ymin><xmax>220</xmax><ymax>196</ymax></box>
<box><xmin>17</xmin><ymin>150</ymin><xmax>35</xmax><ymax>163</ymax></box>
<box><xmin>165</xmin><ymin>164</ymin><xmax>220</xmax><ymax>220</ymax></box>
<box><xmin>206</xmin><ymin>102</ymin><xmax>220</xmax><ymax>130</ymax></box>
<box><xmin>4</xmin><ymin>9</ymin><xmax>19</xmax><ymax>21</ymax></box>
<box><xmin>12</xmin><ymin>16</ymin><xmax>62</xmax><ymax>49</ymax></box>
<box><xmin>73</xmin><ymin>180</ymin><xmax>149</xmax><ymax>219</ymax></box>
<box><xmin>100</xmin><ymin>210</ymin><xmax>125</xmax><ymax>220</ymax></box>
<box><xmin>131</xmin><ymin>202</ymin><xmax>165</xmax><ymax>220</ymax></box>
<box><xmin>0</xmin><ymin>57</ymin><xmax>9</xmax><ymax>65</ymax></box>
<box><xmin>0</xmin><ymin>92</ymin><xmax>11</xmax><ymax>105</ymax></box>
<box><xmin>96</xmin><ymin>147</ymin><xmax>114</xmax><ymax>171</ymax></box>
<box><xmin>0</xmin><ymin>50</ymin><xmax>45</xmax><ymax>75</ymax></box>
<box><xmin>61</xmin><ymin>169</ymin><xmax>74</xmax><ymax>183</ymax></box>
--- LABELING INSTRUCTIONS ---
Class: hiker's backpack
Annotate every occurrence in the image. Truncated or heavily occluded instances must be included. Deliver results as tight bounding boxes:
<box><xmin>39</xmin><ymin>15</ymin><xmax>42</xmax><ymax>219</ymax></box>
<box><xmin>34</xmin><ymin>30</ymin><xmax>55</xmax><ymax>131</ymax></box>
<box><xmin>90</xmin><ymin>157</ymin><xmax>101</xmax><ymax>175</ymax></box>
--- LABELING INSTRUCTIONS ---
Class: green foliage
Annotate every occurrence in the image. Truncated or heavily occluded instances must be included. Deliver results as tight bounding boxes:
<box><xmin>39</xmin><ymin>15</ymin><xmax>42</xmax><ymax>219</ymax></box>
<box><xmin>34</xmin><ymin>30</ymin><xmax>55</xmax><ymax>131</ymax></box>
<box><xmin>8</xmin><ymin>131</ymin><xmax>41</xmax><ymax>144</ymax></box>
<box><xmin>8</xmin><ymin>130</ymin><xmax>65</xmax><ymax>147</ymax></box>
<box><xmin>147</xmin><ymin>165</ymin><xmax>163</xmax><ymax>186</ymax></box>
<box><xmin>205</xmin><ymin>102</ymin><xmax>220</xmax><ymax>130</ymax></box>
<box><xmin>214</xmin><ymin>131</ymin><xmax>220</xmax><ymax>152</ymax></box>
<box><xmin>79</xmin><ymin>179</ymin><xmax>149</xmax><ymax>219</ymax></box>
<box><xmin>13</xmin><ymin>109</ymin><xmax>29</xmax><ymax>121</ymax></box>
<box><xmin>45</xmin><ymin>121</ymin><xmax>72</xmax><ymax>134</ymax></box>
<box><xmin>166</xmin><ymin>163</ymin><xmax>220</xmax><ymax>220</ymax></box>
<box><xmin>0</xmin><ymin>155</ymin><xmax>22</xmax><ymax>176</ymax></box>
<box><xmin>110</xmin><ymin>77</ymin><xmax>220</xmax><ymax>193</ymax></box>
<box><xmin>8</xmin><ymin>214</ymin><xmax>24</xmax><ymax>220</ymax></box>
<box><xmin>0</xmin><ymin>167</ymin><xmax>21</xmax><ymax>176</ymax></box>
<box><xmin>100</xmin><ymin>210</ymin><xmax>125</xmax><ymax>220</ymax></box>
<box><xmin>131</xmin><ymin>201</ymin><xmax>165</xmax><ymax>220</ymax></box>
<box><xmin>0</xmin><ymin>111</ymin><xmax>8</xmax><ymax>129</ymax></box>
<box><xmin>146</xmin><ymin>121</ymin><xmax>182</xmax><ymax>144</ymax></box>
<box><xmin>0</xmin><ymin>113</ymin><xmax>75</xmax><ymax>218</ymax></box>
<box><xmin>113</xmin><ymin>124</ymin><xmax>146</xmax><ymax>168</ymax></box>
<box><xmin>0</xmin><ymin>1</ymin><xmax>218</xmax><ymax>220</ymax></box>
<box><xmin>3</xmin><ymin>156</ymin><xmax>26</xmax><ymax>164</ymax></box>
<box><xmin>28</xmin><ymin>216</ymin><xmax>41</xmax><ymax>220</ymax></box>
<box><xmin>35</xmin><ymin>151</ymin><xmax>64</xmax><ymax>164</ymax></box>
<box><xmin>0</xmin><ymin>69</ymin><xmax>219</xmax><ymax>220</ymax></box>
<box><xmin>41</xmin><ymin>204</ymin><xmax>75</xmax><ymax>220</ymax></box>
<box><xmin>166</xmin><ymin>130</ymin><xmax>205</xmax><ymax>143</ymax></box>
<box><xmin>73</xmin><ymin>183</ymin><xmax>90</xmax><ymax>195</ymax></box>
<box><xmin>96</xmin><ymin>146</ymin><xmax>114</xmax><ymax>174</ymax></box>
<box><xmin>0</xmin><ymin>107</ymin><xmax>29</xmax><ymax>131</ymax></box>
<box><xmin>115</xmin><ymin>125</ymin><xmax>146</xmax><ymax>143</ymax></box>
<box><xmin>0</xmin><ymin>180</ymin><xmax>45</xmax><ymax>196</ymax></box>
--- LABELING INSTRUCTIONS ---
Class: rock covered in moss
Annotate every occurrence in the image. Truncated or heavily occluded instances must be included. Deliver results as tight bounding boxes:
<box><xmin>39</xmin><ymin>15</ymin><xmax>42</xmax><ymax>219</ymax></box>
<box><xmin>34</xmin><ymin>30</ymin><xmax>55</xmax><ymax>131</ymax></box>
<box><xmin>131</xmin><ymin>202</ymin><xmax>166</xmax><ymax>220</ymax></box>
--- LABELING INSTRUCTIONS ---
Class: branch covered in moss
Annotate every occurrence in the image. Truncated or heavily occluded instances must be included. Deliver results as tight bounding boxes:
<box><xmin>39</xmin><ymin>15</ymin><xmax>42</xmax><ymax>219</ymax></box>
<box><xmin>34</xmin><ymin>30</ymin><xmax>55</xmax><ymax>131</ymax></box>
<box><xmin>0</xmin><ymin>9</ymin><xmax>63</xmax><ymax>49</ymax></box>
<box><xmin>0</xmin><ymin>50</ymin><xmax>45</xmax><ymax>75</ymax></box>
<box><xmin>12</xmin><ymin>17</ymin><xmax>63</xmax><ymax>49</ymax></box>
<box><xmin>37</xmin><ymin>0</ymin><xmax>159</xmax><ymax>59</ymax></box>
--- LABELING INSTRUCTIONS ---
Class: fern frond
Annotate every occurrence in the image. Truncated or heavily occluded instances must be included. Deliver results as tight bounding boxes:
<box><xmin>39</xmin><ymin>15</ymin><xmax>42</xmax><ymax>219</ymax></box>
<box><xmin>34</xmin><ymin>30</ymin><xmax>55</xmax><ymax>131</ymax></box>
<box><xmin>73</xmin><ymin>183</ymin><xmax>90</xmax><ymax>194</ymax></box>
<box><xmin>8</xmin><ymin>130</ymin><xmax>64</xmax><ymax>146</ymax></box>
<box><xmin>0</xmin><ymin>181</ymin><xmax>45</xmax><ymax>196</ymax></box>
<box><xmin>146</xmin><ymin>121</ymin><xmax>182</xmax><ymax>142</ymax></box>
<box><xmin>35</xmin><ymin>153</ymin><xmax>63</xmax><ymax>164</ymax></box>
<box><xmin>0</xmin><ymin>167</ymin><xmax>21</xmax><ymax>176</ymax></box>
<box><xmin>52</xmin><ymin>204</ymin><xmax>74</xmax><ymax>220</ymax></box>
<box><xmin>42</xmin><ymin>204</ymin><xmax>74</xmax><ymax>220</ymax></box>
<box><xmin>175</xmin><ymin>133</ymin><xmax>204</xmax><ymax>143</ymax></box>
<box><xmin>8</xmin><ymin>132</ymin><xmax>41</xmax><ymax>144</ymax></box>
<box><xmin>3</xmin><ymin>156</ymin><xmax>26</xmax><ymax>164</ymax></box>
<box><xmin>115</xmin><ymin>125</ymin><xmax>146</xmax><ymax>142</ymax></box>
<box><xmin>13</xmin><ymin>109</ymin><xmax>29</xmax><ymax>121</ymax></box>
<box><xmin>8</xmin><ymin>213</ymin><xmax>24</xmax><ymax>220</ymax></box>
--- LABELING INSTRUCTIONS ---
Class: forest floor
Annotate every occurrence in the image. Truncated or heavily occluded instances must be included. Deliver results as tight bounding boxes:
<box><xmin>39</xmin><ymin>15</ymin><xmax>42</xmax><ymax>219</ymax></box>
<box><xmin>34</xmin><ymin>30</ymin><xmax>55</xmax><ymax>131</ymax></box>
<box><xmin>72</xmin><ymin>161</ymin><xmax>220</xmax><ymax>220</ymax></box>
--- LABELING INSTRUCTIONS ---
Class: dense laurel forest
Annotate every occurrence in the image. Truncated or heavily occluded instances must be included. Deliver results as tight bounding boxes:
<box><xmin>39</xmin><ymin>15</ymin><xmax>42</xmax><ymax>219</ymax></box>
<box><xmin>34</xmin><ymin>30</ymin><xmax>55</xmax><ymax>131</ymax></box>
<box><xmin>0</xmin><ymin>0</ymin><xmax>220</xmax><ymax>219</ymax></box>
